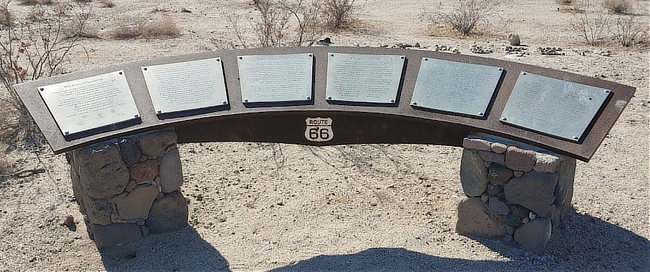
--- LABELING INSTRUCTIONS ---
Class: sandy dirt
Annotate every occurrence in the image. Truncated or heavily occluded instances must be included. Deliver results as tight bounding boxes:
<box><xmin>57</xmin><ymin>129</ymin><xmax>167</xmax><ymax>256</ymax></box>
<box><xmin>0</xmin><ymin>0</ymin><xmax>648</xmax><ymax>271</ymax></box>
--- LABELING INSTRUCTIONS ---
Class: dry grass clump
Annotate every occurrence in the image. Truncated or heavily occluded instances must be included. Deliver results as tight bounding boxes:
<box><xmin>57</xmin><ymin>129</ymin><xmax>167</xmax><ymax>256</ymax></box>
<box><xmin>612</xmin><ymin>14</ymin><xmax>648</xmax><ymax>47</ymax></box>
<box><xmin>426</xmin><ymin>0</ymin><xmax>500</xmax><ymax>36</ymax></box>
<box><xmin>142</xmin><ymin>16</ymin><xmax>181</xmax><ymax>38</ymax></box>
<box><xmin>109</xmin><ymin>16</ymin><xmax>181</xmax><ymax>39</ymax></box>
<box><xmin>322</xmin><ymin>0</ymin><xmax>356</xmax><ymax>29</ymax></box>
<box><xmin>602</xmin><ymin>0</ymin><xmax>631</xmax><ymax>14</ymax></box>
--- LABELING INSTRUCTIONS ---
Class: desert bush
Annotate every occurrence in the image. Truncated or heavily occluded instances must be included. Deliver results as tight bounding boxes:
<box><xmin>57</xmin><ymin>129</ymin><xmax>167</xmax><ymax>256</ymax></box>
<box><xmin>0</xmin><ymin>1</ymin><xmax>89</xmax><ymax>147</ymax></box>
<box><xmin>611</xmin><ymin>14</ymin><xmax>647</xmax><ymax>46</ymax></box>
<box><xmin>602</xmin><ymin>0</ymin><xmax>631</xmax><ymax>14</ymax></box>
<box><xmin>216</xmin><ymin>0</ymin><xmax>323</xmax><ymax>48</ymax></box>
<box><xmin>142</xmin><ymin>16</ymin><xmax>181</xmax><ymax>38</ymax></box>
<box><xmin>570</xmin><ymin>3</ymin><xmax>611</xmax><ymax>45</ymax></box>
<box><xmin>322</xmin><ymin>0</ymin><xmax>355</xmax><ymax>29</ymax></box>
<box><xmin>427</xmin><ymin>0</ymin><xmax>500</xmax><ymax>36</ymax></box>
<box><xmin>0</xmin><ymin>3</ymin><xmax>11</xmax><ymax>26</ymax></box>
<box><xmin>110</xmin><ymin>15</ymin><xmax>181</xmax><ymax>39</ymax></box>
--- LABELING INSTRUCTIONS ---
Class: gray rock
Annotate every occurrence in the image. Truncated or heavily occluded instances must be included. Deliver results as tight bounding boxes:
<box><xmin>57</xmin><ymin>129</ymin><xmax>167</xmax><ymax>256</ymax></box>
<box><xmin>460</xmin><ymin>149</ymin><xmax>489</xmax><ymax>197</ymax></box>
<box><xmin>503</xmin><ymin>215</ymin><xmax>522</xmax><ymax>227</ymax></box>
<box><xmin>456</xmin><ymin>197</ymin><xmax>506</xmax><ymax>238</ymax></box>
<box><xmin>480</xmin><ymin>193</ymin><xmax>489</xmax><ymax>203</ymax></box>
<box><xmin>159</xmin><ymin>147</ymin><xmax>184</xmax><ymax>193</ymax></box>
<box><xmin>119</xmin><ymin>138</ymin><xmax>141</xmax><ymax>167</ymax></box>
<box><xmin>91</xmin><ymin>223</ymin><xmax>142</xmax><ymax>249</ymax></box>
<box><xmin>113</xmin><ymin>184</ymin><xmax>159</xmax><ymax>221</ymax></box>
<box><xmin>505</xmin><ymin>146</ymin><xmax>536</xmax><ymax>172</ymax></box>
<box><xmin>554</xmin><ymin>157</ymin><xmax>576</xmax><ymax>210</ymax></box>
<box><xmin>534</xmin><ymin>153</ymin><xmax>560</xmax><ymax>173</ymax></box>
<box><xmin>488</xmin><ymin>196</ymin><xmax>510</xmax><ymax>215</ymax></box>
<box><xmin>148</xmin><ymin>191</ymin><xmax>188</xmax><ymax>234</ymax></box>
<box><xmin>504</xmin><ymin>171</ymin><xmax>558</xmax><ymax>216</ymax></box>
<box><xmin>507</xmin><ymin>33</ymin><xmax>521</xmax><ymax>46</ymax></box>
<box><xmin>488</xmin><ymin>164</ymin><xmax>513</xmax><ymax>185</ymax></box>
<box><xmin>490</xmin><ymin>142</ymin><xmax>508</xmax><ymax>154</ymax></box>
<box><xmin>462</xmin><ymin>138</ymin><xmax>491</xmax><ymax>151</ymax></box>
<box><xmin>78</xmin><ymin>141</ymin><xmax>130</xmax><ymax>199</ymax></box>
<box><xmin>136</xmin><ymin>130</ymin><xmax>177</xmax><ymax>157</ymax></box>
<box><xmin>85</xmin><ymin>198</ymin><xmax>113</xmax><ymax>225</ymax></box>
<box><xmin>486</xmin><ymin>184</ymin><xmax>504</xmax><ymax>196</ymax></box>
<box><xmin>514</xmin><ymin>217</ymin><xmax>552</xmax><ymax>255</ymax></box>
<box><xmin>478</xmin><ymin>151</ymin><xmax>505</xmax><ymax>164</ymax></box>
<box><xmin>511</xmin><ymin>205</ymin><xmax>530</xmax><ymax>219</ymax></box>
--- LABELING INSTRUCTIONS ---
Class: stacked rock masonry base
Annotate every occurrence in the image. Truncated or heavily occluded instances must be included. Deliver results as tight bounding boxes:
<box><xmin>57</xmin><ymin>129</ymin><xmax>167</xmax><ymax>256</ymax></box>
<box><xmin>457</xmin><ymin>135</ymin><xmax>576</xmax><ymax>254</ymax></box>
<box><xmin>69</xmin><ymin>130</ymin><xmax>188</xmax><ymax>250</ymax></box>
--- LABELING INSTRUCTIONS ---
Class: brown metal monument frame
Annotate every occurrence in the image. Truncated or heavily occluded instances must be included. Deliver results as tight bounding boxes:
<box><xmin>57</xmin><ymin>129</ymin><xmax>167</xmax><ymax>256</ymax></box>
<box><xmin>15</xmin><ymin>47</ymin><xmax>636</xmax><ymax>161</ymax></box>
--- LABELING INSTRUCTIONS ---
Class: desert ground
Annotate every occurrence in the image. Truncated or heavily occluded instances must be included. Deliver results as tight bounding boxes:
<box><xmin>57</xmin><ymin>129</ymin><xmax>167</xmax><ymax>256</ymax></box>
<box><xmin>0</xmin><ymin>0</ymin><xmax>648</xmax><ymax>271</ymax></box>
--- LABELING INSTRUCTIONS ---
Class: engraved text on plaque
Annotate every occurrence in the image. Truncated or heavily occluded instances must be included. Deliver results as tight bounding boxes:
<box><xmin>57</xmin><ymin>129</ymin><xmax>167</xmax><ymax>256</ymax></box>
<box><xmin>411</xmin><ymin>58</ymin><xmax>503</xmax><ymax>117</ymax></box>
<box><xmin>500</xmin><ymin>72</ymin><xmax>610</xmax><ymax>141</ymax></box>
<box><xmin>142</xmin><ymin>58</ymin><xmax>228</xmax><ymax>114</ymax></box>
<box><xmin>238</xmin><ymin>53</ymin><xmax>313</xmax><ymax>103</ymax></box>
<box><xmin>326</xmin><ymin>53</ymin><xmax>404</xmax><ymax>104</ymax></box>
<box><xmin>38</xmin><ymin>71</ymin><xmax>140</xmax><ymax>136</ymax></box>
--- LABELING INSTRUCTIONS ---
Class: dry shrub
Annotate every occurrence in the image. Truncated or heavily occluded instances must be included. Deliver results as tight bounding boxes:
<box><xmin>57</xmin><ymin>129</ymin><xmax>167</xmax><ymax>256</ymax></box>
<box><xmin>110</xmin><ymin>16</ymin><xmax>181</xmax><ymax>39</ymax></box>
<box><xmin>612</xmin><ymin>14</ymin><xmax>647</xmax><ymax>46</ymax></box>
<box><xmin>216</xmin><ymin>0</ymin><xmax>323</xmax><ymax>48</ymax></box>
<box><xmin>109</xmin><ymin>16</ymin><xmax>145</xmax><ymax>39</ymax></box>
<box><xmin>0</xmin><ymin>3</ymin><xmax>11</xmax><ymax>26</ymax></box>
<box><xmin>0</xmin><ymin>1</ymin><xmax>90</xmax><ymax>148</ymax></box>
<box><xmin>427</xmin><ymin>0</ymin><xmax>500</xmax><ymax>36</ymax></box>
<box><xmin>570</xmin><ymin>2</ymin><xmax>611</xmax><ymax>45</ymax></box>
<box><xmin>322</xmin><ymin>0</ymin><xmax>355</xmax><ymax>29</ymax></box>
<box><xmin>142</xmin><ymin>16</ymin><xmax>181</xmax><ymax>38</ymax></box>
<box><xmin>602</xmin><ymin>0</ymin><xmax>631</xmax><ymax>14</ymax></box>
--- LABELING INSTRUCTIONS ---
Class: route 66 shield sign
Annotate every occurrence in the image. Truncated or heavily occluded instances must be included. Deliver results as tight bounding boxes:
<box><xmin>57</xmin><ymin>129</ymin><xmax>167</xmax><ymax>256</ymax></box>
<box><xmin>305</xmin><ymin>117</ymin><xmax>333</xmax><ymax>142</ymax></box>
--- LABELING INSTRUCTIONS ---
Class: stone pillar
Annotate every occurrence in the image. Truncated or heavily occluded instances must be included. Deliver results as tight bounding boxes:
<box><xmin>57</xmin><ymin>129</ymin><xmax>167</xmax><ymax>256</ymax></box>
<box><xmin>68</xmin><ymin>130</ymin><xmax>188</xmax><ymax>250</ymax></box>
<box><xmin>456</xmin><ymin>134</ymin><xmax>575</xmax><ymax>254</ymax></box>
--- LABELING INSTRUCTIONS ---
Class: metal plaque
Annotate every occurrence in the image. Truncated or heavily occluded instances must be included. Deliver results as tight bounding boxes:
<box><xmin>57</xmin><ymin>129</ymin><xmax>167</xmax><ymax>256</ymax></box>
<box><xmin>38</xmin><ymin>71</ymin><xmax>140</xmax><ymax>136</ymax></box>
<box><xmin>500</xmin><ymin>72</ymin><xmax>611</xmax><ymax>142</ymax></box>
<box><xmin>326</xmin><ymin>53</ymin><xmax>404</xmax><ymax>104</ymax></box>
<box><xmin>411</xmin><ymin>58</ymin><xmax>503</xmax><ymax>117</ymax></box>
<box><xmin>142</xmin><ymin>58</ymin><xmax>228</xmax><ymax>114</ymax></box>
<box><xmin>238</xmin><ymin>53</ymin><xmax>313</xmax><ymax>103</ymax></box>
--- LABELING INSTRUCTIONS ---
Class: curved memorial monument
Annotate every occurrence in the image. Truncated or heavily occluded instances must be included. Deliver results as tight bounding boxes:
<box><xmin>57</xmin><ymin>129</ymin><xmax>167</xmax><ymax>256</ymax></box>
<box><xmin>15</xmin><ymin>47</ymin><xmax>635</xmax><ymax>254</ymax></box>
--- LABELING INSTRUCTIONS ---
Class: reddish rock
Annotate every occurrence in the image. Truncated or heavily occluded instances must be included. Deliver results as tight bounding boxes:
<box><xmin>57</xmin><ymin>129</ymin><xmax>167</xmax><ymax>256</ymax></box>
<box><xmin>505</xmin><ymin>146</ymin><xmax>536</xmax><ymax>172</ymax></box>
<box><xmin>129</xmin><ymin>160</ymin><xmax>159</xmax><ymax>183</ymax></box>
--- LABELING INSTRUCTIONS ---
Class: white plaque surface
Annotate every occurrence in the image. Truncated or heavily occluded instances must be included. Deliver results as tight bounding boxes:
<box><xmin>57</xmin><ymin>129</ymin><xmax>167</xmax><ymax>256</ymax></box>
<box><xmin>326</xmin><ymin>53</ymin><xmax>405</xmax><ymax>104</ymax></box>
<box><xmin>237</xmin><ymin>53</ymin><xmax>314</xmax><ymax>103</ymax></box>
<box><xmin>38</xmin><ymin>71</ymin><xmax>139</xmax><ymax>136</ymax></box>
<box><xmin>142</xmin><ymin>58</ymin><xmax>228</xmax><ymax>114</ymax></box>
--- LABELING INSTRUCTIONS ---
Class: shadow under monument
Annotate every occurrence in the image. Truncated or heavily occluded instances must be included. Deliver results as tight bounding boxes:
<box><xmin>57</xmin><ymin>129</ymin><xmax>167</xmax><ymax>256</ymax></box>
<box><xmin>272</xmin><ymin>208</ymin><xmax>649</xmax><ymax>272</ymax></box>
<box><xmin>100</xmin><ymin>227</ymin><xmax>231</xmax><ymax>272</ymax></box>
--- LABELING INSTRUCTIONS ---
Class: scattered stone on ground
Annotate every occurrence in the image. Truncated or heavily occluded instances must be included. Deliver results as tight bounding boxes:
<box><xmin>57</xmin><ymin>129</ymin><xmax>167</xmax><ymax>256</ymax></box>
<box><xmin>538</xmin><ymin>47</ymin><xmax>564</xmax><ymax>55</ymax></box>
<box><xmin>507</xmin><ymin>33</ymin><xmax>521</xmax><ymax>46</ymax></box>
<box><xmin>471</xmin><ymin>44</ymin><xmax>493</xmax><ymax>54</ymax></box>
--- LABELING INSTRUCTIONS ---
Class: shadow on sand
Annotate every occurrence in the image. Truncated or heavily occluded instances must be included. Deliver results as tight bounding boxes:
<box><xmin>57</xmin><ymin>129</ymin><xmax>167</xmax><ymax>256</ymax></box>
<box><xmin>271</xmin><ymin>208</ymin><xmax>649</xmax><ymax>271</ymax></box>
<box><xmin>100</xmin><ymin>227</ymin><xmax>230</xmax><ymax>271</ymax></box>
<box><xmin>97</xmin><ymin>208</ymin><xmax>648</xmax><ymax>271</ymax></box>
